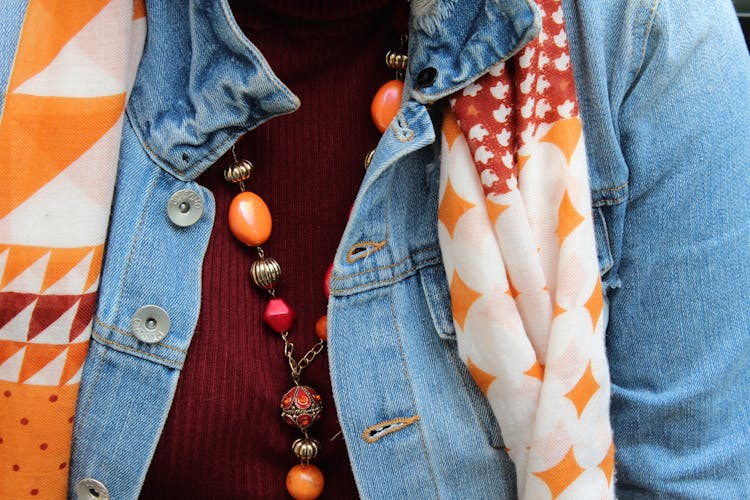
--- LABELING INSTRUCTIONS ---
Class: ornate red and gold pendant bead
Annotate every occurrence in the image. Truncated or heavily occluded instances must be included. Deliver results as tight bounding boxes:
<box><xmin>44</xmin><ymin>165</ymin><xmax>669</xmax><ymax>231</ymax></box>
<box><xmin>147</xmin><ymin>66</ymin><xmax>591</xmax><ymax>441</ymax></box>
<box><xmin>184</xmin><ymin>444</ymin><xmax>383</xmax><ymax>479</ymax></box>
<box><xmin>281</xmin><ymin>385</ymin><xmax>323</xmax><ymax>430</ymax></box>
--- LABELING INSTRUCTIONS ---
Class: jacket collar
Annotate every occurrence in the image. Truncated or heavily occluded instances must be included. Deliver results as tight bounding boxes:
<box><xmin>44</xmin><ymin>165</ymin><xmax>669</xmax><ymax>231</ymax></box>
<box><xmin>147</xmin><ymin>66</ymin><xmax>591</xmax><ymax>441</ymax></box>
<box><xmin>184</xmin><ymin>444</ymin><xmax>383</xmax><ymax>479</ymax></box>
<box><xmin>127</xmin><ymin>0</ymin><xmax>539</xmax><ymax>181</ymax></box>
<box><xmin>407</xmin><ymin>0</ymin><xmax>540</xmax><ymax>103</ymax></box>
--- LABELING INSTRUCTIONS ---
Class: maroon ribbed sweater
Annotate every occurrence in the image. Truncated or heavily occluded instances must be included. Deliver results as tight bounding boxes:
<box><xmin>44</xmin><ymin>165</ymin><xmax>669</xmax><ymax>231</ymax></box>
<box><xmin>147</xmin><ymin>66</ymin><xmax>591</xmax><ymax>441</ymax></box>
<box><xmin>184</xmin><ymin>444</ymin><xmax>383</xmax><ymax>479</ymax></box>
<box><xmin>140</xmin><ymin>1</ymin><xmax>403</xmax><ymax>498</ymax></box>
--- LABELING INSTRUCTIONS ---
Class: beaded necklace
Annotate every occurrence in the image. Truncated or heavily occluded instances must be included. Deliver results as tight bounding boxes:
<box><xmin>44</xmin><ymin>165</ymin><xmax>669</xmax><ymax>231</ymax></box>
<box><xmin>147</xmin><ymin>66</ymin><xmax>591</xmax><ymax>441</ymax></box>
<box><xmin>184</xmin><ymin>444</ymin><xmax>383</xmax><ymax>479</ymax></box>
<box><xmin>221</xmin><ymin>37</ymin><xmax>408</xmax><ymax>500</ymax></box>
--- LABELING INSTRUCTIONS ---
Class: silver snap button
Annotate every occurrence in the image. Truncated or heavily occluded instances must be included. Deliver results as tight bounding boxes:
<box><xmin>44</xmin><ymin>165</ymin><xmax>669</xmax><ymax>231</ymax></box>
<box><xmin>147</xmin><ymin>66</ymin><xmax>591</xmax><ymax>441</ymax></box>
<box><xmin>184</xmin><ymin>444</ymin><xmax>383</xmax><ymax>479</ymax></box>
<box><xmin>167</xmin><ymin>189</ymin><xmax>203</xmax><ymax>227</ymax></box>
<box><xmin>75</xmin><ymin>478</ymin><xmax>110</xmax><ymax>500</ymax></box>
<box><xmin>131</xmin><ymin>305</ymin><xmax>170</xmax><ymax>344</ymax></box>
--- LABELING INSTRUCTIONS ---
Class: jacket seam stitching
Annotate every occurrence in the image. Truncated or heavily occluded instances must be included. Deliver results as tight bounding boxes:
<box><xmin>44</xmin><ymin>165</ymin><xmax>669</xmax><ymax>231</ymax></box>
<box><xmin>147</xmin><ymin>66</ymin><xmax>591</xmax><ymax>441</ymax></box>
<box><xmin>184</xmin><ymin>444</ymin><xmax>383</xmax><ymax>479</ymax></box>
<box><xmin>592</xmin><ymin>193</ymin><xmax>628</xmax><ymax>207</ymax></box>
<box><xmin>91</xmin><ymin>330</ymin><xmax>184</xmax><ymax>368</ymax></box>
<box><xmin>591</xmin><ymin>181</ymin><xmax>628</xmax><ymax>196</ymax></box>
<box><xmin>137</xmin><ymin>117</ymin><xmax>240</xmax><ymax>176</ymax></box>
<box><xmin>73</xmin><ymin>339</ymin><xmax>109</xmax><ymax>452</ymax></box>
<box><xmin>388</xmin><ymin>291</ymin><xmax>442</xmax><ymax>499</ymax></box>
<box><xmin>635</xmin><ymin>0</ymin><xmax>661</xmax><ymax>78</ymax></box>
<box><xmin>110</xmin><ymin>170</ymin><xmax>160</xmax><ymax>324</ymax></box>
<box><xmin>94</xmin><ymin>315</ymin><xmax>187</xmax><ymax>353</ymax></box>
<box><xmin>331</xmin><ymin>245</ymin><xmax>440</xmax><ymax>281</ymax></box>
<box><xmin>332</xmin><ymin>257</ymin><xmax>442</xmax><ymax>294</ymax></box>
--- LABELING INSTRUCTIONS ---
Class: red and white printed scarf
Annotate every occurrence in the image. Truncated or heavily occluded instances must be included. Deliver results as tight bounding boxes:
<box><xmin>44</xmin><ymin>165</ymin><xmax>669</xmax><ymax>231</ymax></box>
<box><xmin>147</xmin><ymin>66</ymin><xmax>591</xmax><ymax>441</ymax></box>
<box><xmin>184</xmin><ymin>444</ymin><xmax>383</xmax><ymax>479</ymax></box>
<box><xmin>438</xmin><ymin>1</ymin><xmax>615</xmax><ymax>497</ymax></box>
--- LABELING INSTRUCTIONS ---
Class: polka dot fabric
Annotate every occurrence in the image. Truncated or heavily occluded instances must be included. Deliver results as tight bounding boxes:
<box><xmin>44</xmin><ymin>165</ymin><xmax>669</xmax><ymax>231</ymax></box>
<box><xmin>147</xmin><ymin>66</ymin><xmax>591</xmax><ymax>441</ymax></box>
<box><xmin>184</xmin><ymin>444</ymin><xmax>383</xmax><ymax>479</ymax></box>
<box><xmin>0</xmin><ymin>382</ymin><xmax>79</xmax><ymax>497</ymax></box>
<box><xmin>437</xmin><ymin>1</ymin><xmax>615</xmax><ymax>498</ymax></box>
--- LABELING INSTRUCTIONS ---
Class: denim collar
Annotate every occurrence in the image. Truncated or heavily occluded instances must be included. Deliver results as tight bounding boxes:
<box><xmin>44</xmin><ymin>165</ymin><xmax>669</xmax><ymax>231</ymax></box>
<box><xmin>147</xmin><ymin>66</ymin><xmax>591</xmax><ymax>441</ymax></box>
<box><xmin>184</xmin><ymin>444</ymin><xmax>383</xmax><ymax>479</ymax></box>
<box><xmin>408</xmin><ymin>0</ymin><xmax>539</xmax><ymax>103</ymax></box>
<box><xmin>127</xmin><ymin>0</ymin><xmax>539</xmax><ymax>181</ymax></box>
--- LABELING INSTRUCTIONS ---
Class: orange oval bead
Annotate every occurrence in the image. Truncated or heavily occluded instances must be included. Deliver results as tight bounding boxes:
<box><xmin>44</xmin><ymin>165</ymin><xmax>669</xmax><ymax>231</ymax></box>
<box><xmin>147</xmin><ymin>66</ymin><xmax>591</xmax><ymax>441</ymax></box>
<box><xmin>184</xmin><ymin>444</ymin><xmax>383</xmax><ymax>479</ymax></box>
<box><xmin>370</xmin><ymin>79</ymin><xmax>404</xmax><ymax>133</ymax></box>
<box><xmin>286</xmin><ymin>463</ymin><xmax>324</xmax><ymax>500</ymax></box>
<box><xmin>315</xmin><ymin>315</ymin><xmax>328</xmax><ymax>341</ymax></box>
<box><xmin>228</xmin><ymin>191</ymin><xmax>272</xmax><ymax>246</ymax></box>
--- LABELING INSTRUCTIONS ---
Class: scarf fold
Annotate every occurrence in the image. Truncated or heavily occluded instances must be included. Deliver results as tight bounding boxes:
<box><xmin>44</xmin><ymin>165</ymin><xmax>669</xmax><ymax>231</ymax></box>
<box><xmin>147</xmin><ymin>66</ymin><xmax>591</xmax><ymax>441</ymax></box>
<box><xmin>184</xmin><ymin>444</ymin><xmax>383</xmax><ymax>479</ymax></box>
<box><xmin>437</xmin><ymin>0</ymin><xmax>615</xmax><ymax>497</ymax></box>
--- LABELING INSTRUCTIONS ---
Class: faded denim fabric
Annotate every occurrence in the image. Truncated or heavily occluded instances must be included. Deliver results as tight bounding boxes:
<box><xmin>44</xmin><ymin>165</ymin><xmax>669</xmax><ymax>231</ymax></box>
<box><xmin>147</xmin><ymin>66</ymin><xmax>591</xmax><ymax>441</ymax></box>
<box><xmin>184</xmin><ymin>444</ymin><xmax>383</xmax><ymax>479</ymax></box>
<box><xmin>45</xmin><ymin>0</ymin><xmax>750</xmax><ymax>498</ymax></box>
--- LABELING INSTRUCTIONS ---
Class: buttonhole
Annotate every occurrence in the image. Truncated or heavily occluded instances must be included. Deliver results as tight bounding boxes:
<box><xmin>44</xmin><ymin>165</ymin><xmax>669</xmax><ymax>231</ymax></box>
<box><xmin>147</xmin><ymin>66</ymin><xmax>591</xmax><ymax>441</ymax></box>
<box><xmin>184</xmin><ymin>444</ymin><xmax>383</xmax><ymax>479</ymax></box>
<box><xmin>369</xmin><ymin>422</ymin><xmax>397</xmax><ymax>437</ymax></box>
<box><xmin>391</xmin><ymin>112</ymin><xmax>415</xmax><ymax>142</ymax></box>
<box><xmin>181</xmin><ymin>152</ymin><xmax>189</xmax><ymax>162</ymax></box>
<box><xmin>362</xmin><ymin>415</ymin><xmax>420</xmax><ymax>443</ymax></box>
<box><xmin>346</xmin><ymin>240</ymin><xmax>387</xmax><ymax>263</ymax></box>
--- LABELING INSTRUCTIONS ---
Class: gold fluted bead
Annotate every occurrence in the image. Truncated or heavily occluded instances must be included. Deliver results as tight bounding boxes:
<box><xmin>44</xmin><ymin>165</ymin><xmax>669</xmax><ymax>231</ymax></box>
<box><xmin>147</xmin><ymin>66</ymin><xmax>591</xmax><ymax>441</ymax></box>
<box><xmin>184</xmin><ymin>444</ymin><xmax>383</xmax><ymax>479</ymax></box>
<box><xmin>250</xmin><ymin>257</ymin><xmax>281</xmax><ymax>289</ymax></box>
<box><xmin>224</xmin><ymin>159</ymin><xmax>254</xmax><ymax>184</ymax></box>
<box><xmin>292</xmin><ymin>438</ymin><xmax>320</xmax><ymax>460</ymax></box>
<box><xmin>385</xmin><ymin>51</ymin><xmax>408</xmax><ymax>71</ymax></box>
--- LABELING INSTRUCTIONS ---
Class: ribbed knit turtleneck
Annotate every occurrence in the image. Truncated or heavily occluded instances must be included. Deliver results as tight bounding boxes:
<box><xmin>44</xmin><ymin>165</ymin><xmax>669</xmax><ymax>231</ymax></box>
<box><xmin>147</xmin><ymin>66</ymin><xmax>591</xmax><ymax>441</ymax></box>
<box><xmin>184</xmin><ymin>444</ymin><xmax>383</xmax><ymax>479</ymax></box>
<box><xmin>140</xmin><ymin>1</ymin><xmax>404</xmax><ymax>498</ymax></box>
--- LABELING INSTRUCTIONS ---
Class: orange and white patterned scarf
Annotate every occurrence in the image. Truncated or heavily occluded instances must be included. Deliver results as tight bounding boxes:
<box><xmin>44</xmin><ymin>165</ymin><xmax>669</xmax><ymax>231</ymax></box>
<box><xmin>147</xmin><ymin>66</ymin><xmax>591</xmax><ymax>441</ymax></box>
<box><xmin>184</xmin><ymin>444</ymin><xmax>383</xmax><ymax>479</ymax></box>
<box><xmin>438</xmin><ymin>0</ymin><xmax>615</xmax><ymax>497</ymax></box>
<box><xmin>0</xmin><ymin>1</ymin><xmax>145</xmax><ymax>497</ymax></box>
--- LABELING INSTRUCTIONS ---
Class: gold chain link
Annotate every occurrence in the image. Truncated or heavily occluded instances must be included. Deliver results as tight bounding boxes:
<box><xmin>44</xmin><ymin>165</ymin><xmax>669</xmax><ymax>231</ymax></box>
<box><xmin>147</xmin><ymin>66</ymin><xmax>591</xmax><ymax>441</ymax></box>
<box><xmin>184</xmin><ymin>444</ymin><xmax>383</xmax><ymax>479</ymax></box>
<box><xmin>281</xmin><ymin>332</ymin><xmax>326</xmax><ymax>383</ymax></box>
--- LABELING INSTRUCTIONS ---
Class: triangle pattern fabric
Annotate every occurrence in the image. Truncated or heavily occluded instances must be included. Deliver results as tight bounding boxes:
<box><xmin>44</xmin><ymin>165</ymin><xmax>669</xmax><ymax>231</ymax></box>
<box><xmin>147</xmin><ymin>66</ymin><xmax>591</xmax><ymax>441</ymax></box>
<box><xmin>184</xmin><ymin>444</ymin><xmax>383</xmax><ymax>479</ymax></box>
<box><xmin>85</xmin><ymin>246</ymin><xmax>104</xmax><ymax>292</ymax></box>
<box><xmin>0</xmin><ymin>93</ymin><xmax>125</xmax><ymax>220</ymax></box>
<box><xmin>0</xmin><ymin>340</ymin><xmax>26</xmax><ymax>366</ymax></box>
<box><xmin>18</xmin><ymin>343</ymin><xmax>67</xmax><ymax>383</ymax></box>
<box><xmin>27</xmin><ymin>295</ymin><xmax>82</xmax><ymax>342</ymax></box>
<box><xmin>61</xmin><ymin>342</ymin><xmax>90</xmax><ymax>385</ymax></box>
<box><xmin>1</xmin><ymin>250</ymin><xmax>50</xmax><ymax>294</ymax></box>
<box><xmin>0</xmin><ymin>292</ymin><xmax>38</xmax><ymax>329</ymax></box>
<box><xmin>0</xmin><ymin>121</ymin><xmax>123</xmax><ymax>248</ymax></box>
<box><xmin>0</xmin><ymin>298</ymin><xmax>37</xmax><ymax>342</ymax></box>
<box><xmin>71</xmin><ymin>293</ymin><xmax>97</xmax><ymax>342</ymax></box>
<box><xmin>14</xmin><ymin>42</ymin><xmax>124</xmax><ymax>97</ymax></box>
<box><xmin>8</xmin><ymin>0</ymin><xmax>111</xmax><ymax>93</ymax></box>
<box><xmin>0</xmin><ymin>246</ymin><xmax>49</xmax><ymax>289</ymax></box>
<box><xmin>0</xmin><ymin>346</ymin><xmax>25</xmax><ymax>381</ymax></box>
<box><xmin>14</xmin><ymin>0</ymin><xmax>134</xmax><ymax>98</ymax></box>
<box><xmin>41</xmin><ymin>247</ymin><xmax>94</xmax><ymax>293</ymax></box>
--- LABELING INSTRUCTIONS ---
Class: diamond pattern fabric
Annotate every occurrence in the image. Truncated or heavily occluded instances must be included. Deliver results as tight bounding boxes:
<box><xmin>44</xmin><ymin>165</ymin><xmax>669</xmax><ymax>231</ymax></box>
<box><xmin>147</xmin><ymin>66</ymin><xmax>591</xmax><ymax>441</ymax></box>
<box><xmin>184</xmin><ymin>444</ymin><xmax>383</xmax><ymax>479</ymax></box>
<box><xmin>438</xmin><ymin>1</ymin><xmax>615</xmax><ymax>497</ymax></box>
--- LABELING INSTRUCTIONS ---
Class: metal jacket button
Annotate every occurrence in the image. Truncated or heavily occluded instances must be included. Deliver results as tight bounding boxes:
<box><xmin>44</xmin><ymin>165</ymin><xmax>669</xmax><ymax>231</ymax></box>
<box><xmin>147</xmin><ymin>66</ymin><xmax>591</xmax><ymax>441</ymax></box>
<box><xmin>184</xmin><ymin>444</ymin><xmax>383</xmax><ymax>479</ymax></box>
<box><xmin>131</xmin><ymin>305</ymin><xmax>170</xmax><ymax>344</ymax></box>
<box><xmin>167</xmin><ymin>189</ymin><xmax>203</xmax><ymax>227</ymax></box>
<box><xmin>75</xmin><ymin>478</ymin><xmax>110</xmax><ymax>500</ymax></box>
<box><xmin>416</xmin><ymin>67</ymin><xmax>438</xmax><ymax>87</ymax></box>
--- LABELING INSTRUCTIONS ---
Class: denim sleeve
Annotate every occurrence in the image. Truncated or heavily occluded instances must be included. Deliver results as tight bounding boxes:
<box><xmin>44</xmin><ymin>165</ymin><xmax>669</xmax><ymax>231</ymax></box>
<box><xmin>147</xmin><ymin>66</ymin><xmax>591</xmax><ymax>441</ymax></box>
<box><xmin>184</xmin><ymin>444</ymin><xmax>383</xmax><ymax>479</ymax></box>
<box><xmin>608</xmin><ymin>0</ymin><xmax>750</xmax><ymax>497</ymax></box>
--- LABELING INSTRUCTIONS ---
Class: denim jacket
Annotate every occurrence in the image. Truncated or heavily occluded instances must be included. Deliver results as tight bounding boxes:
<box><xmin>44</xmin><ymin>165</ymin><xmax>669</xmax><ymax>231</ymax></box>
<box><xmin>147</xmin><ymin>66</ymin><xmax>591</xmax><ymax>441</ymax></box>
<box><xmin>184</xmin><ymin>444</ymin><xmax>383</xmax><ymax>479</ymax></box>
<box><xmin>69</xmin><ymin>0</ymin><xmax>750</xmax><ymax>498</ymax></box>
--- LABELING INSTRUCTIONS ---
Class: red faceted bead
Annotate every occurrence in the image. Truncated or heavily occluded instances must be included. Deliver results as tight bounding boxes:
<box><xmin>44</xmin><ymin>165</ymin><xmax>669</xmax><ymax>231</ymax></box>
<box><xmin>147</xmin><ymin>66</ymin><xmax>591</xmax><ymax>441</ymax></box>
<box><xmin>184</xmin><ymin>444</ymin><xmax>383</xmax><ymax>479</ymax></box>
<box><xmin>263</xmin><ymin>298</ymin><xmax>296</xmax><ymax>333</ymax></box>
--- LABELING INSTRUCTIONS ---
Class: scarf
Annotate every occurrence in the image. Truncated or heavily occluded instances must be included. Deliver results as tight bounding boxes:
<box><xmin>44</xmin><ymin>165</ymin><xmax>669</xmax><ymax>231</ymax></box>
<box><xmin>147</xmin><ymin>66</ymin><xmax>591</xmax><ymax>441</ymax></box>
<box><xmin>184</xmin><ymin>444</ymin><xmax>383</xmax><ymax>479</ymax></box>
<box><xmin>437</xmin><ymin>0</ymin><xmax>615</xmax><ymax>497</ymax></box>
<box><xmin>0</xmin><ymin>2</ymin><xmax>145</xmax><ymax>497</ymax></box>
